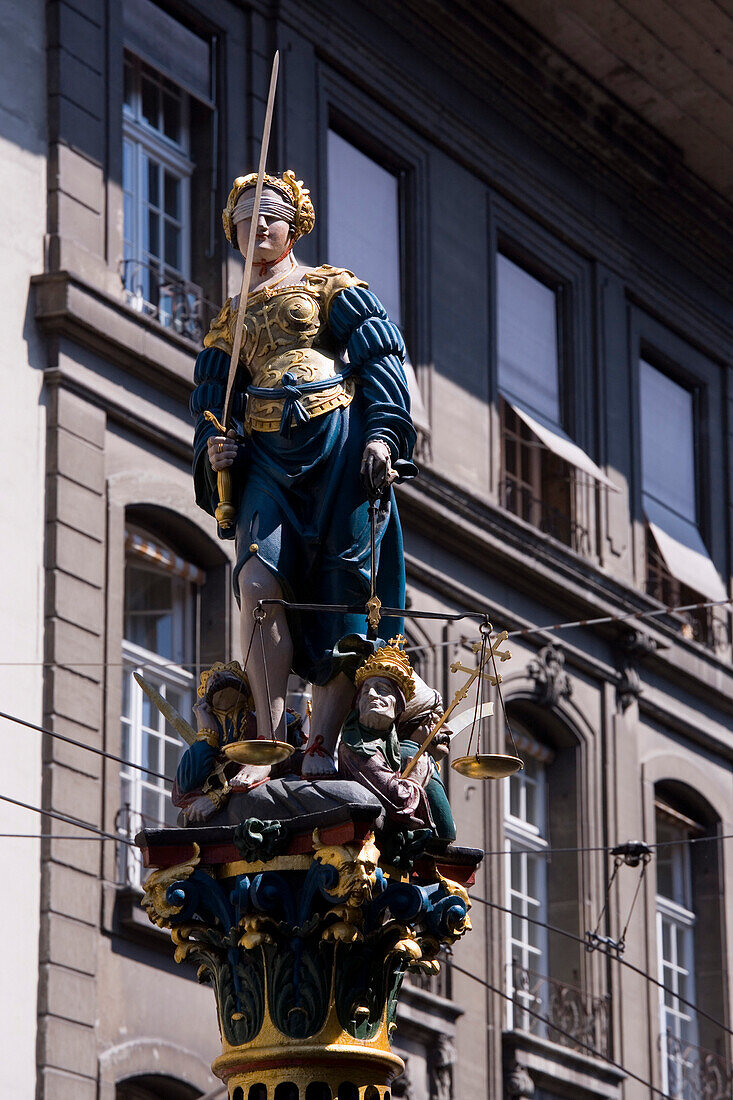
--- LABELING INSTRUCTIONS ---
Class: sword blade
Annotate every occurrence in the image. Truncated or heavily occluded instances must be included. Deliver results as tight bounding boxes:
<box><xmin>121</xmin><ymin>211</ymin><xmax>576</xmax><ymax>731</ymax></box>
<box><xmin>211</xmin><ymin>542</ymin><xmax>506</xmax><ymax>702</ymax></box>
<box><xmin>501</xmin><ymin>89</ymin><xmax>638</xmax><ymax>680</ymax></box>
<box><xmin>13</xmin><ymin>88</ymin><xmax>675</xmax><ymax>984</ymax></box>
<box><xmin>222</xmin><ymin>50</ymin><xmax>280</xmax><ymax>429</ymax></box>
<box><xmin>133</xmin><ymin>672</ymin><xmax>197</xmax><ymax>746</ymax></box>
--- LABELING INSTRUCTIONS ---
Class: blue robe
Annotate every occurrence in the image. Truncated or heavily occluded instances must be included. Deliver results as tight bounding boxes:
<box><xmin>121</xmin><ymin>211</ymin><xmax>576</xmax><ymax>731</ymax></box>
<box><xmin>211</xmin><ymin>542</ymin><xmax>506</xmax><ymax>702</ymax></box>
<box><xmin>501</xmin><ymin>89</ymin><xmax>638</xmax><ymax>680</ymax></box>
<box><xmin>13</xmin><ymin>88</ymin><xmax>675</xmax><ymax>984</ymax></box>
<box><xmin>191</xmin><ymin>285</ymin><xmax>417</xmax><ymax>685</ymax></box>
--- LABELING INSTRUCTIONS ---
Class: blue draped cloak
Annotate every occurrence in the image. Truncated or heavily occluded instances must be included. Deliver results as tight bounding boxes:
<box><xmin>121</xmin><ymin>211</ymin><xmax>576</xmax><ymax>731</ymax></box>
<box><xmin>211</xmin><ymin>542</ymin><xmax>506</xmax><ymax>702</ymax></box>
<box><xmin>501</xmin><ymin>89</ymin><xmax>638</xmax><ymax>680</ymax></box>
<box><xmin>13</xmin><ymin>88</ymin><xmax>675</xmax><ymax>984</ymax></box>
<box><xmin>190</xmin><ymin>284</ymin><xmax>417</xmax><ymax>685</ymax></box>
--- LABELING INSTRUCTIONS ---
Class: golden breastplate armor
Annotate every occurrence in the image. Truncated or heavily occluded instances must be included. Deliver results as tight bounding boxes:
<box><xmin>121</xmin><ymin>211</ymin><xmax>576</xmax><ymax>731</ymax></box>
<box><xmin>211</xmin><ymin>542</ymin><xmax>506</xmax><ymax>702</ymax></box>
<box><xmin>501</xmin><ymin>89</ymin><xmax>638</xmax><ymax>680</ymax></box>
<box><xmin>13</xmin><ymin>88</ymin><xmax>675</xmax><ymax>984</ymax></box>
<box><xmin>242</xmin><ymin>288</ymin><xmax>354</xmax><ymax>433</ymax></box>
<box><xmin>204</xmin><ymin>268</ymin><xmax>365</xmax><ymax>435</ymax></box>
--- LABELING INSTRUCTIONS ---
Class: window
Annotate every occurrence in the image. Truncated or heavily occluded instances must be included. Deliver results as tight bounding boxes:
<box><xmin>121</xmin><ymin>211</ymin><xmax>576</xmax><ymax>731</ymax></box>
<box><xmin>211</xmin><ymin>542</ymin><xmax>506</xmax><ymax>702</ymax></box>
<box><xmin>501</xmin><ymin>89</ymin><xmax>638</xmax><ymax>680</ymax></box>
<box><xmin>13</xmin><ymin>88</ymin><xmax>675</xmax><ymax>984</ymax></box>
<box><xmin>656</xmin><ymin>807</ymin><xmax>699</xmax><ymax>1097</ymax></box>
<box><xmin>497</xmin><ymin>253</ymin><xmax>616</xmax><ymax>552</ymax></box>
<box><xmin>326</xmin><ymin>129</ymin><xmax>430</xmax><ymax>445</ymax></box>
<box><xmin>640</xmin><ymin>361</ymin><xmax>725</xmax><ymax>646</ymax></box>
<box><xmin>123</xmin><ymin>52</ymin><xmax>193</xmax><ymax>327</ymax></box>
<box><xmin>118</xmin><ymin>528</ymin><xmax>202</xmax><ymax>889</ymax></box>
<box><xmin>505</xmin><ymin>750</ymin><xmax>549</xmax><ymax>1030</ymax></box>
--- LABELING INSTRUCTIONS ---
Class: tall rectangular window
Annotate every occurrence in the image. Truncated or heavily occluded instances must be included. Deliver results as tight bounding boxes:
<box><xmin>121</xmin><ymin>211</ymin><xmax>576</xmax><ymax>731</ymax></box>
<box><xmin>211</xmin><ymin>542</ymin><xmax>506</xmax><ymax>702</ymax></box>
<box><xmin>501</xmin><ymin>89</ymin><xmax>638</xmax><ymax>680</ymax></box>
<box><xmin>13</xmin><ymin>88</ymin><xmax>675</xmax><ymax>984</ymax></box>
<box><xmin>123</xmin><ymin>52</ymin><xmax>193</xmax><ymax>328</ymax></box>
<box><xmin>640</xmin><ymin>361</ymin><xmax>725</xmax><ymax>644</ymax></box>
<box><xmin>656</xmin><ymin>812</ymin><xmax>699</xmax><ymax>1098</ymax></box>
<box><xmin>505</xmin><ymin>753</ymin><xmax>549</xmax><ymax>1031</ymax></box>
<box><xmin>497</xmin><ymin>253</ymin><xmax>615</xmax><ymax>552</ymax></box>
<box><xmin>327</xmin><ymin>131</ymin><xmax>402</xmax><ymax>325</ymax></box>
<box><xmin>326</xmin><ymin>129</ymin><xmax>429</xmax><ymax>442</ymax></box>
<box><xmin>498</xmin><ymin>254</ymin><xmax>561</xmax><ymax>427</ymax></box>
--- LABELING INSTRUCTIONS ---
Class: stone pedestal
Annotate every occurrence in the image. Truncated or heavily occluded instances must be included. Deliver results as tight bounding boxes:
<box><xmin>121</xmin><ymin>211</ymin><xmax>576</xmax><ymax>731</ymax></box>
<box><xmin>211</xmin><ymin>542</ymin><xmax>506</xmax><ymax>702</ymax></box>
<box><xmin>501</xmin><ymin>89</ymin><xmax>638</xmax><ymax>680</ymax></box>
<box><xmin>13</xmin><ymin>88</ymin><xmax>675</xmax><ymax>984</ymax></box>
<box><xmin>138</xmin><ymin>796</ymin><xmax>481</xmax><ymax>1100</ymax></box>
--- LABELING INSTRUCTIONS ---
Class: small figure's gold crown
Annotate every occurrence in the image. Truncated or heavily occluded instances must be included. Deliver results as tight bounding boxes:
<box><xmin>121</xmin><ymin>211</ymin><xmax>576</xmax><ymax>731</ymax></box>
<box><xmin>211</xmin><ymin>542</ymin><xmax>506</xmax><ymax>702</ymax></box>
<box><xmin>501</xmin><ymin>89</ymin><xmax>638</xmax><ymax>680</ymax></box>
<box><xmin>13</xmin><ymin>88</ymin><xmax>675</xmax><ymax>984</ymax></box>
<box><xmin>223</xmin><ymin>170</ymin><xmax>315</xmax><ymax>247</ymax></box>
<box><xmin>354</xmin><ymin>635</ymin><xmax>416</xmax><ymax>702</ymax></box>
<box><xmin>197</xmin><ymin>660</ymin><xmax>251</xmax><ymax>701</ymax></box>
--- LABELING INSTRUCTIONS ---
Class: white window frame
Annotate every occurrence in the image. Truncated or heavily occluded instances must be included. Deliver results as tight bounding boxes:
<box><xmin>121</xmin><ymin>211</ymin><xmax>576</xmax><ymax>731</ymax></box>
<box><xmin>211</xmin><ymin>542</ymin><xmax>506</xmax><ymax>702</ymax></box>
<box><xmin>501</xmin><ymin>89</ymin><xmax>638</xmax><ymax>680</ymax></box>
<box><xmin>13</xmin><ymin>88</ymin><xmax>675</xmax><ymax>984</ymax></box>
<box><xmin>122</xmin><ymin>52</ymin><xmax>193</xmax><ymax>323</ymax></box>
<box><xmin>656</xmin><ymin>828</ymin><xmax>699</xmax><ymax>1097</ymax></box>
<box><xmin>504</xmin><ymin>756</ymin><xmax>549</xmax><ymax>1032</ymax></box>
<box><xmin>119</xmin><ymin>641</ymin><xmax>194</xmax><ymax>890</ymax></box>
<box><xmin>118</xmin><ymin>528</ymin><xmax>199</xmax><ymax>891</ymax></box>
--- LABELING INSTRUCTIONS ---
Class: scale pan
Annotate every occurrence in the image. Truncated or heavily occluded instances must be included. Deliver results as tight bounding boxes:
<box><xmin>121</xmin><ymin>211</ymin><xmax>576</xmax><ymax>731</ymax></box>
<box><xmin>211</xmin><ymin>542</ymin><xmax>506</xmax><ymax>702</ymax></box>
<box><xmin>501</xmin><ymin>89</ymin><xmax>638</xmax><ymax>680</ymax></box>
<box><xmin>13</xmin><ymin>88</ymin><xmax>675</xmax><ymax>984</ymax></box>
<box><xmin>223</xmin><ymin>740</ymin><xmax>294</xmax><ymax>765</ymax></box>
<box><xmin>451</xmin><ymin>754</ymin><xmax>523</xmax><ymax>780</ymax></box>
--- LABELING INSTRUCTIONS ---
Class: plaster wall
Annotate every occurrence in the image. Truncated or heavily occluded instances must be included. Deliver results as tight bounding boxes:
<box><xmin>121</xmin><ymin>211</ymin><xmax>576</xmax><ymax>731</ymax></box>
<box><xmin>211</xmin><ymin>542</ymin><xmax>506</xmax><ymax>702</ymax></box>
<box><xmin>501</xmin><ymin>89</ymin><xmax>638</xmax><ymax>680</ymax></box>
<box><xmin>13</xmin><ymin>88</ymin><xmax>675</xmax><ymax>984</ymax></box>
<box><xmin>0</xmin><ymin>0</ymin><xmax>47</xmax><ymax>1093</ymax></box>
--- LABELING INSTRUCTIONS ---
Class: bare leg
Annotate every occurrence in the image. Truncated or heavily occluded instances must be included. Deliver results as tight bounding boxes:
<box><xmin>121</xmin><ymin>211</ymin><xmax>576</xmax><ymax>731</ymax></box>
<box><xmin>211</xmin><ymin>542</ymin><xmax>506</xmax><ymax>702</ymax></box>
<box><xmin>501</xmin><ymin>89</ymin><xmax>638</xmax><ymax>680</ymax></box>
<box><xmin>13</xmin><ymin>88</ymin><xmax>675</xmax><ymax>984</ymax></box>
<box><xmin>239</xmin><ymin>557</ymin><xmax>293</xmax><ymax>741</ymax></box>
<box><xmin>302</xmin><ymin>672</ymin><xmax>355</xmax><ymax>776</ymax></box>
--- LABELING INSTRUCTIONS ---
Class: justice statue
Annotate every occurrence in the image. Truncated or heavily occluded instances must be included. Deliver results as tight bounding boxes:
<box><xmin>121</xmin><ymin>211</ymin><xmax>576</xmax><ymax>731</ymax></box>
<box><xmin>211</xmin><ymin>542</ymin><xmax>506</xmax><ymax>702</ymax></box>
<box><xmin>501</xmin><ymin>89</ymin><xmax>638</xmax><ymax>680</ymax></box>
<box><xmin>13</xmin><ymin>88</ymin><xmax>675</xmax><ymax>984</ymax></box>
<box><xmin>191</xmin><ymin>170</ymin><xmax>416</xmax><ymax>774</ymax></box>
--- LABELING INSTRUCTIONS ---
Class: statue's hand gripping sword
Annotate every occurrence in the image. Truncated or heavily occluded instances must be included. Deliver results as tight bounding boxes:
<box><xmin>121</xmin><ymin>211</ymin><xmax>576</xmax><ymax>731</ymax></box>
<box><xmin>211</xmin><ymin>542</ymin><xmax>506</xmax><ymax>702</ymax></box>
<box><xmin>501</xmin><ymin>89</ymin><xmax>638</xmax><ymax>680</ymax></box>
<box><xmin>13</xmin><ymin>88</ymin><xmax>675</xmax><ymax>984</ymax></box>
<box><xmin>205</xmin><ymin>51</ymin><xmax>280</xmax><ymax>533</ymax></box>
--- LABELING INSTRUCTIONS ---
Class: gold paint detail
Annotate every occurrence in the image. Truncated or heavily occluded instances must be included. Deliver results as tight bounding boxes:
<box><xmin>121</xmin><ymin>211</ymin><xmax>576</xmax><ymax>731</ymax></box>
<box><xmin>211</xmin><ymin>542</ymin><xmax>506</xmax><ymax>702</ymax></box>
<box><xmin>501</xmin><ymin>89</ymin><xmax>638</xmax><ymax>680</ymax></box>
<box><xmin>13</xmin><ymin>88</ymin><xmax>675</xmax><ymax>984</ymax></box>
<box><xmin>197</xmin><ymin>660</ymin><xmax>252</xmax><ymax>702</ymax></box>
<box><xmin>196</xmin><ymin>726</ymin><xmax>220</xmax><ymax>748</ymax></box>
<box><xmin>222</xmin><ymin>169</ymin><xmax>315</xmax><ymax>246</ymax></box>
<box><xmin>451</xmin><ymin>753</ymin><xmax>523</xmax><ymax>779</ymax></box>
<box><xmin>238</xmin><ymin>914</ymin><xmax>275</xmax><ymax>950</ymax></box>
<box><xmin>249</xmin><ymin>542</ymin><xmax>259</xmax><ymax>552</ymax></box>
<box><xmin>222</xmin><ymin>739</ymin><xmax>294</xmax><ymax>765</ymax></box>
<box><xmin>365</xmin><ymin>594</ymin><xmax>382</xmax><ymax>631</ymax></box>
<box><xmin>313</xmin><ymin>831</ymin><xmax>381</xmax><ymax>943</ymax></box>
<box><xmin>215</xmin><ymin>854</ymin><xmax>313</xmax><ymax>878</ymax></box>
<box><xmin>202</xmin><ymin>268</ymin><xmax>366</xmax><ymax>434</ymax></box>
<box><xmin>354</xmin><ymin>634</ymin><xmax>415</xmax><ymax>701</ymax></box>
<box><xmin>141</xmin><ymin>844</ymin><xmax>201</xmax><ymax>929</ymax></box>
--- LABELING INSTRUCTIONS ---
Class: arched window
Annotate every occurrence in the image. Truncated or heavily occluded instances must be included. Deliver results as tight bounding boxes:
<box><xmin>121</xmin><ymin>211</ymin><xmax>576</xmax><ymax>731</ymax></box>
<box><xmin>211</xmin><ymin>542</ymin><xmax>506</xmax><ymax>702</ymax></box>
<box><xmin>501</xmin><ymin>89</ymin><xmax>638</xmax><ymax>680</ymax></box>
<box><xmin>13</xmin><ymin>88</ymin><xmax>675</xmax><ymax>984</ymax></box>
<box><xmin>655</xmin><ymin>785</ymin><xmax>726</xmax><ymax>1097</ymax></box>
<box><xmin>116</xmin><ymin>1074</ymin><xmax>200</xmax><ymax>1099</ymax></box>
<box><xmin>118</xmin><ymin>524</ymin><xmax>203</xmax><ymax>887</ymax></box>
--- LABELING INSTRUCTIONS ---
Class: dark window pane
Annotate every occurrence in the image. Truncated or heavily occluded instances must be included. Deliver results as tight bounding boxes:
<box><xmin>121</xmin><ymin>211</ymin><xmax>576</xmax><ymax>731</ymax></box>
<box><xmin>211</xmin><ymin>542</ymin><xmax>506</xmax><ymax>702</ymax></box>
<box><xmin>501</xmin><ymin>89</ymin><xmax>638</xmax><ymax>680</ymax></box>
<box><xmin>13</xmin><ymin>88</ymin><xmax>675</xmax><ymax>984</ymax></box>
<box><xmin>123</xmin><ymin>58</ymin><xmax>133</xmax><ymax>107</ymax></box>
<box><xmin>141</xmin><ymin>74</ymin><xmax>159</xmax><ymax>128</ymax></box>
<box><xmin>164</xmin><ymin>171</ymin><xmax>179</xmax><ymax>217</ymax></box>
<box><xmin>147</xmin><ymin>210</ymin><xmax>160</xmax><ymax>258</ymax></box>
<box><xmin>164</xmin><ymin>220</ymin><xmax>180</xmax><ymax>269</ymax></box>
<box><xmin>162</xmin><ymin>91</ymin><xmax>181</xmax><ymax>142</ymax></box>
<box><xmin>141</xmin><ymin>784</ymin><xmax>163</xmax><ymax>825</ymax></box>
<box><xmin>146</xmin><ymin>160</ymin><xmax>159</xmax><ymax>207</ymax></box>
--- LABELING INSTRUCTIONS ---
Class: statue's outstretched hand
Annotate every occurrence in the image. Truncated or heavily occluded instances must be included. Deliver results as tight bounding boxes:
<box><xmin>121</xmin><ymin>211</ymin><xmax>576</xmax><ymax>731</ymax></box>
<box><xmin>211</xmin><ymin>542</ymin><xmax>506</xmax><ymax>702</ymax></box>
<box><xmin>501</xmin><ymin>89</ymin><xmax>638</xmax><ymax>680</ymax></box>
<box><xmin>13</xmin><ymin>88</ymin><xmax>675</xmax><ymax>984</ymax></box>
<box><xmin>361</xmin><ymin>440</ymin><xmax>398</xmax><ymax>492</ymax></box>
<box><xmin>207</xmin><ymin>433</ymin><xmax>238</xmax><ymax>471</ymax></box>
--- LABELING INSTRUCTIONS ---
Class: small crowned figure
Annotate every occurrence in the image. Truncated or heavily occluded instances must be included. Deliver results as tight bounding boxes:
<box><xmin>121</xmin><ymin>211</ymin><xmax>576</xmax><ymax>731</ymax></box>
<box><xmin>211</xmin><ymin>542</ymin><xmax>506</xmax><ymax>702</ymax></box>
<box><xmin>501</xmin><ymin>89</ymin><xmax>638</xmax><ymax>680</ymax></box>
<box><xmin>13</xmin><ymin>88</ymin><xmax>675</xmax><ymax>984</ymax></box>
<box><xmin>339</xmin><ymin>637</ymin><xmax>437</xmax><ymax>833</ymax></box>
<box><xmin>172</xmin><ymin>661</ymin><xmax>303</xmax><ymax>824</ymax></box>
<box><xmin>191</xmin><ymin>171</ymin><xmax>417</xmax><ymax>774</ymax></box>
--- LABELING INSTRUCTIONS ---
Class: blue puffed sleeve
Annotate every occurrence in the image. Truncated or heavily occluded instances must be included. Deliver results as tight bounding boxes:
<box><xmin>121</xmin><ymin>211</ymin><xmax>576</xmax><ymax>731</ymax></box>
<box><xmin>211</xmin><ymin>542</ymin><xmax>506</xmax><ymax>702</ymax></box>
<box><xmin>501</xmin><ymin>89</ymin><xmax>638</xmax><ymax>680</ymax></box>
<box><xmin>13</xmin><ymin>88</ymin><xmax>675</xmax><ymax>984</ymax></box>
<box><xmin>329</xmin><ymin>287</ymin><xmax>418</xmax><ymax>477</ymax></box>
<box><xmin>175</xmin><ymin>740</ymin><xmax>217</xmax><ymax>794</ymax></box>
<box><xmin>190</xmin><ymin>346</ymin><xmax>247</xmax><ymax>532</ymax></box>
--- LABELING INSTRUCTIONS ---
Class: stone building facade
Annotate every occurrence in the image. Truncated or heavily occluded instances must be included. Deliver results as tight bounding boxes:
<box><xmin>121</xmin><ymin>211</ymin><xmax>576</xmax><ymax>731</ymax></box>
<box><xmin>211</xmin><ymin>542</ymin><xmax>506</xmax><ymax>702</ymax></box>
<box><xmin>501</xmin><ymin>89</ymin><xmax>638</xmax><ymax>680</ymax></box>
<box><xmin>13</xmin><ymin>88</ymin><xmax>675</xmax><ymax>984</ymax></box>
<box><xmin>1</xmin><ymin>1</ymin><xmax>732</xmax><ymax>1098</ymax></box>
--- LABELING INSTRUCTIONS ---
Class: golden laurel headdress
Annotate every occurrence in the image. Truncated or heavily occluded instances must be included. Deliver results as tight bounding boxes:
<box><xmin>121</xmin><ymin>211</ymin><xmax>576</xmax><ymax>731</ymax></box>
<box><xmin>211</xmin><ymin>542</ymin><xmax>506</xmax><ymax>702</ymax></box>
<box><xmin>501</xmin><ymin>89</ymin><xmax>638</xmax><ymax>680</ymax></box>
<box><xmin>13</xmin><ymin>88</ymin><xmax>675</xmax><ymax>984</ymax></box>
<box><xmin>222</xmin><ymin>170</ymin><xmax>315</xmax><ymax>248</ymax></box>
<box><xmin>353</xmin><ymin>636</ymin><xmax>416</xmax><ymax>702</ymax></box>
<box><xmin>197</xmin><ymin>660</ymin><xmax>252</xmax><ymax>703</ymax></box>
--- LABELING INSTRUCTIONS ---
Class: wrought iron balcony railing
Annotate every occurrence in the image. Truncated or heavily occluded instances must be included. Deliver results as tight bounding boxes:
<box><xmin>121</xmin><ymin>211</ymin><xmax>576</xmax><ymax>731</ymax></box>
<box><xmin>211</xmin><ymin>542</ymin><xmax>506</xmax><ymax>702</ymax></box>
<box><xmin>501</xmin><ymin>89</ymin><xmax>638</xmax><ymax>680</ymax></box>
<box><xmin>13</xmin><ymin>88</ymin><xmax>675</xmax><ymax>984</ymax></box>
<box><xmin>120</xmin><ymin>258</ymin><xmax>219</xmax><ymax>345</ymax></box>
<box><xmin>509</xmin><ymin>961</ymin><xmax>610</xmax><ymax>1058</ymax></box>
<box><xmin>661</xmin><ymin>1030</ymin><xmax>733</xmax><ymax>1100</ymax></box>
<box><xmin>499</xmin><ymin>477</ymin><xmax>591</xmax><ymax>557</ymax></box>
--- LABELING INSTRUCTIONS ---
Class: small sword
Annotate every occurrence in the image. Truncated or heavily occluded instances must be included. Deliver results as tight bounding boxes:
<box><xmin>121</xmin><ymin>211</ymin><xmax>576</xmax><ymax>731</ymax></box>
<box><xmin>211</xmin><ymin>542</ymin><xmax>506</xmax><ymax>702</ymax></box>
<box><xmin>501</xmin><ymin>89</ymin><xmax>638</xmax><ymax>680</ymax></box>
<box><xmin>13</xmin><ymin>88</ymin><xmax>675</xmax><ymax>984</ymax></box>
<box><xmin>133</xmin><ymin>672</ymin><xmax>196</xmax><ymax>746</ymax></box>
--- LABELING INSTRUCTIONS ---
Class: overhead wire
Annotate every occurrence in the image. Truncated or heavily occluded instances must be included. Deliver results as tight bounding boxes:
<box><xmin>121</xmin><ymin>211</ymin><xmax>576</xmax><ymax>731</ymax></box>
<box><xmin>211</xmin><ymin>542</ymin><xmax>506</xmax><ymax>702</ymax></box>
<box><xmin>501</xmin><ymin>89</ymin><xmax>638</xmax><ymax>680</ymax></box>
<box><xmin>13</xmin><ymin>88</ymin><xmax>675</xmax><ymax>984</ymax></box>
<box><xmin>1</xmin><ymin>700</ymin><xmax>731</xmax><ymax>856</ymax></box>
<box><xmin>0</xmin><ymin>792</ymin><xmax>135</xmax><ymax>846</ymax></box>
<box><xmin>469</xmin><ymin>893</ymin><xmax>733</xmax><ymax>1038</ymax></box>
<box><xmin>0</xmin><ymin>708</ymin><xmax>171</xmax><ymax>784</ymax></box>
<box><xmin>0</xmin><ymin>596</ymin><xmax>729</xmax><ymax>667</ymax></box>
<box><xmin>446</xmin><ymin>958</ymin><xmax>674</xmax><ymax>1100</ymax></box>
<box><xmin>2</xmin><ymin>779</ymin><xmax>731</xmax><ymax>1041</ymax></box>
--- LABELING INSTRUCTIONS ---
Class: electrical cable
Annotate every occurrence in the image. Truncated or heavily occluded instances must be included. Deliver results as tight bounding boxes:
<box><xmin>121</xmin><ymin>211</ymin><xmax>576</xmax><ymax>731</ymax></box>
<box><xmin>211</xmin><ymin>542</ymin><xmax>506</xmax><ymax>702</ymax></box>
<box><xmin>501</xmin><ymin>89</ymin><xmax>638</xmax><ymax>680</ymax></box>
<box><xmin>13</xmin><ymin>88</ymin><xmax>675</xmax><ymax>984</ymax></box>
<box><xmin>0</xmin><ymin>792</ymin><xmax>135</xmax><ymax>846</ymax></box>
<box><xmin>446</xmin><ymin>958</ymin><xmax>674</xmax><ymax>1099</ymax></box>
<box><xmin>2</xmin><ymin>703</ymin><xmax>731</xmax><ymax>857</ymax></box>
<box><xmin>469</xmin><ymin>893</ymin><xmax>733</xmax><ymax>1038</ymax></box>
<box><xmin>0</xmin><ymin>596</ymin><xmax>729</xmax><ymax>667</ymax></box>
<box><xmin>0</xmin><ymin>708</ymin><xmax>171</xmax><ymax>784</ymax></box>
<box><xmin>1</xmin><ymin>782</ymin><xmax>730</xmax><ymax>1041</ymax></box>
